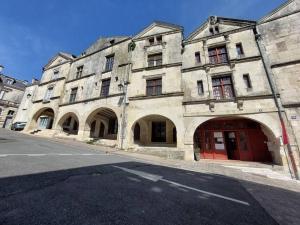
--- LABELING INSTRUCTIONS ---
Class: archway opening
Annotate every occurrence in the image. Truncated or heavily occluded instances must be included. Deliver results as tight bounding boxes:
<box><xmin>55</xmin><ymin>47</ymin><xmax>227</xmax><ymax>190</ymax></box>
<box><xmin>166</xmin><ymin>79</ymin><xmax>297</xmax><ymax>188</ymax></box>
<box><xmin>58</xmin><ymin>113</ymin><xmax>79</xmax><ymax>135</ymax></box>
<box><xmin>86</xmin><ymin>108</ymin><xmax>118</xmax><ymax>140</ymax></box>
<box><xmin>193</xmin><ymin>117</ymin><xmax>278</xmax><ymax>163</ymax></box>
<box><xmin>132</xmin><ymin>115</ymin><xmax>177</xmax><ymax>147</ymax></box>
<box><xmin>32</xmin><ymin>108</ymin><xmax>55</xmax><ymax>130</ymax></box>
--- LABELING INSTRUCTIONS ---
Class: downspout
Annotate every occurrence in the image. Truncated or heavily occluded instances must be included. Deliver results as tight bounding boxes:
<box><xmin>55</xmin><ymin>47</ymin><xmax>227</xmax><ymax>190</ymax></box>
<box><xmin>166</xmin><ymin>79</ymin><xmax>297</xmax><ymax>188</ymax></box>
<box><xmin>254</xmin><ymin>28</ymin><xmax>299</xmax><ymax>180</ymax></box>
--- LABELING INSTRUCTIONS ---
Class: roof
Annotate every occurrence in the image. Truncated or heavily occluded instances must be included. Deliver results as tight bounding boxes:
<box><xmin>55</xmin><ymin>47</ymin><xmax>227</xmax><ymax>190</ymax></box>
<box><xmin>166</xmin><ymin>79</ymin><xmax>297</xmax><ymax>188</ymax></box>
<box><xmin>0</xmin><ymin>74</ymin><xmax>28</xmax><ymax>90</ymax></box>
<box><xmin>185</xmin><ymin>16</ymin><xmax>256</xmax><ymax>42</ymax></box>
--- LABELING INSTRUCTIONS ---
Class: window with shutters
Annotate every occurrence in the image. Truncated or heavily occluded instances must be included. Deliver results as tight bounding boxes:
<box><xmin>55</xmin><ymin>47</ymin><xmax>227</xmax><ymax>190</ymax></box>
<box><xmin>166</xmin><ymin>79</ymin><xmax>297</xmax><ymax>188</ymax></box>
<box><xmin>212</xmin><ymin>76</ymin><xmax>235</xmax><ymax>100</ymax></box>
<box><xmin>146</xmin><ymin>78</ymin><xmax>162</xmax><ymax>96</ymax></box>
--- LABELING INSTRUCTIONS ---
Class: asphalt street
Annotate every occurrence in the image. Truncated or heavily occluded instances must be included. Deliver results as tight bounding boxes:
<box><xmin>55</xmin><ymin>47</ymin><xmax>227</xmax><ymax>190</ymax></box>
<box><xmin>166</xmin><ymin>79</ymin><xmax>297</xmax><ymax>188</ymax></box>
<box><xmin>0</xmin><ymin>129</ymin><xmax>282</xmax><ymax>225</ymax></box>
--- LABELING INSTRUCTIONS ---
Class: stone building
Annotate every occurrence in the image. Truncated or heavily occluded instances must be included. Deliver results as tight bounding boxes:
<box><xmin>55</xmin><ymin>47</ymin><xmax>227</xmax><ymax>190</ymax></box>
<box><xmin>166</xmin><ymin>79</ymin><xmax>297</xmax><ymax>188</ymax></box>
<box><xmin>256</xmin><ymin>0</ymin><xmax>300</xmax><ymax>175</ymax></box>
<box><xmin>0</xmin><ymin>66</ymin><xmax>28</xmax><ymax>128</ymax></box>
<box><xmin>17</xmin><ymin>1</ymin><xmax>300</xmax><ymax>176</ymax></box>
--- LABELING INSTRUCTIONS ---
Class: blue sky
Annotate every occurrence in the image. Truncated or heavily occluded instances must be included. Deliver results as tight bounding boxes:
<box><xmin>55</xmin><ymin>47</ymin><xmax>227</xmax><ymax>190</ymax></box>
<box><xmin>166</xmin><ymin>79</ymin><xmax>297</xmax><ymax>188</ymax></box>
<box><xmin>0</xmin><ymin>0</ymin><xmax>286</xmax><ymax>82</ymax></box>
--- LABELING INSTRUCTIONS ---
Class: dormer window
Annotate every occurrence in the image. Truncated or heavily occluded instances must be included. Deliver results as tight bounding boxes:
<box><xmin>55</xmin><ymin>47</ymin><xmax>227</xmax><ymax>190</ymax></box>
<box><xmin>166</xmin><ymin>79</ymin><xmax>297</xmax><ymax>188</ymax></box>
<box><xmin>215</xmin><ymin>26</ymin><xmax>219</xmax><ymax>34</ymax></box>
<box><xmin>110</xmin><ymin>39</ymin><xmax>115</xmax><ymax>45</ymax></box>
<box><xmin>148</xmin><ymin>35</ymin><xmax>163</xmax><ymax>46</ymax></box>
<box><xmin>6</xmin><ymin>79</ymin><xmax>14</xmax><ymax>85</ymax></box>
<box><xmin>156</xmin><ymin>35</ymin><xmax>162</xmax><ymax>44</ymax></box>
<box><xmin>149</xmin><ymin>37</ymin><xmax>155</xmax><ymax>46</ymax></box>
<box><xmin>52</xmin><ymin>70</ymin><xmax>59</xmax><ymax>80</ymax></box>
<box><xmin>209</xmin><ymin>27</ymin><xmax>214</xmax><ymax>35</ymax></box>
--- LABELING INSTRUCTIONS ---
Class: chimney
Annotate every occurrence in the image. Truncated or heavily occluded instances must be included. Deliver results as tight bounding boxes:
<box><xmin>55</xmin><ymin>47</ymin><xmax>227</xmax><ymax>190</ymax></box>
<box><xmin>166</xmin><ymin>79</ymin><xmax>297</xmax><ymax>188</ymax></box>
<box><xmin>31</xmin><ymin>78</ymin><xmax>39</xmax><ymax>84</ymax></box>
<box><xmin>0</xmin><ymin>65</ymin><xmax>4</xmax><ymax>73</ymax></box>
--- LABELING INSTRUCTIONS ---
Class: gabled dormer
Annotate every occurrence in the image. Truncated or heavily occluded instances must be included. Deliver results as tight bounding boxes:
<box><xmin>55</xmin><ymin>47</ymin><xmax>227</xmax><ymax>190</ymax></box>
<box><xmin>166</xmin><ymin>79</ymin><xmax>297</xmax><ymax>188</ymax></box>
<box><xmin>43</xmin><ymin>52</ymin><xmax>75</xmax><ymax>71</ymax></box>
<box><xmin>186</xmin><ymin>16</ymin><xmax>256</xmax><ymax>42</ymax></box>
<box><xmin>132</xmin><ymin>21</ymin><xmax>183</xmax><ymax>70</ymax></box>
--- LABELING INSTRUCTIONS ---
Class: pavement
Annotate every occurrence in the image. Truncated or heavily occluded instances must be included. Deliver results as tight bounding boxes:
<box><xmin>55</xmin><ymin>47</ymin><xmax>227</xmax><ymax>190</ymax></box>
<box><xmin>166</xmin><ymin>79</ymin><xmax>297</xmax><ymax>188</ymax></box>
<box><xmin>0</xmin><ymin>128</ymin><xmax>299</xmax><ymax>225</ymax></box>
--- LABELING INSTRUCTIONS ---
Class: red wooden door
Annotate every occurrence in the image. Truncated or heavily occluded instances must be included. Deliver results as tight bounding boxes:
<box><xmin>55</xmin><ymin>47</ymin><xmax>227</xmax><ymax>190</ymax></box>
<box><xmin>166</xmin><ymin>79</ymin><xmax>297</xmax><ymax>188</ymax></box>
<box><xmin>248</xmin><ymin>130</ymin><xmax>272</xmax><ymax>162</ymax></box>
<box><xmin>200</xmin><ymin>131</ymin><xmax>214</xmax><ymax>159</ymax></box>
<box><xmin>238</xmin><ymin>131</ymin><xmax>253</xmax><ymax>161</ymax></box>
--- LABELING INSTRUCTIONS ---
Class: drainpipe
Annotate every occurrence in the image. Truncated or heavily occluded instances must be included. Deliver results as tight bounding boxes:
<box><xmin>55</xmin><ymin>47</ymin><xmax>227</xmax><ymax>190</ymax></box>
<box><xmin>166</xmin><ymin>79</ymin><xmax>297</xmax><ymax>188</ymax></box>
<box><xmin>254</xmin><ymin>29</ymin><xmax>299</xmax><ymax>180</ymax></box>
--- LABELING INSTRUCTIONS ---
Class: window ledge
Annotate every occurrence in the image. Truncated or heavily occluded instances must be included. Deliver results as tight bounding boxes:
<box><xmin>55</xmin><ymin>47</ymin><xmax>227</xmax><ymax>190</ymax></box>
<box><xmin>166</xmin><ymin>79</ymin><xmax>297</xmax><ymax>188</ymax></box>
<box><xmin>102</xmin><ymin>69</ymin><xmax>113</xmax><ymax>74</ymax></box>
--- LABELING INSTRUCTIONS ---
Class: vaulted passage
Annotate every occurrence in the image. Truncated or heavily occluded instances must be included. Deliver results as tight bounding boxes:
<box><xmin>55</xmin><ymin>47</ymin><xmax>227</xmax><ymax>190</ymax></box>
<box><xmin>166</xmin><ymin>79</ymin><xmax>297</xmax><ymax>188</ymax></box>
<box><xmin>86</xmin><ymin>108</ymin><xmax>118</xmax><ymax>140</ymax></box>
<box><xmin>57</xmin><ymin>113</ymin><xmax>79</xmax><ymax>135</ymax></box>
<box><xmin>194</xmin><ymin>118</ymin><xmax>275</xmax><ymax>163</ymax></box>
<box><xmin>132</xmin><ymin>115</ymin><xmax>177</xmax><ymax>147</ymax></box>
<box><xmin>30</xmin><ymin>108</ymin><xmax>55</xmax><ymax>130</ymax></box>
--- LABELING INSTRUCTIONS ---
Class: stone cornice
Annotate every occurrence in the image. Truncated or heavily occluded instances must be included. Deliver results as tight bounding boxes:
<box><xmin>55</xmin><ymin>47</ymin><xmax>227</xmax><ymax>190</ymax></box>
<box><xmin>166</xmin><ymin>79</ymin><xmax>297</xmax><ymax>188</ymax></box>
<box><xmin>129</xmin><ymin>92</ymin><xmax>184</xmax><ymax>101</ymax></box>
<box><xmin>65</xmin><ymin>73</ymin><xmax>96</xmax><ymax>84</ymax></box>
<box><xmin>38</xmin><ymin>77</ymin><xmax>66</xmax><ymax>86</ymax></box>
<box><xmin>132</xmin><ymin>62</ymin><xmax>182</xmax><ymax>73</ymax></box>
<box><xmin>59</xmin><ymin>93</ymin><xmax>124</xmax><ymax>107</ymax></box>
<box><xmin>271</xmin><ymin>59</ymin><xmax>300</xmax><ymax>69</ymax></box>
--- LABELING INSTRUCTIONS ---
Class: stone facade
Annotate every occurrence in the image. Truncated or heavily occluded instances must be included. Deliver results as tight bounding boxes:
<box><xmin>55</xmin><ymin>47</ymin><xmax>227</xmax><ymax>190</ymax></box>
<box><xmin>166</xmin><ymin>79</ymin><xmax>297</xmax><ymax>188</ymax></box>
<box><xmin>0</xmin><ymin>69</ymin><xmax>27</xmax><ymax>128</ymax></box>
<box><xmin>15</xmin><ymin>1</ymin><xmax>300</xmax><ymax>176</ymax></box>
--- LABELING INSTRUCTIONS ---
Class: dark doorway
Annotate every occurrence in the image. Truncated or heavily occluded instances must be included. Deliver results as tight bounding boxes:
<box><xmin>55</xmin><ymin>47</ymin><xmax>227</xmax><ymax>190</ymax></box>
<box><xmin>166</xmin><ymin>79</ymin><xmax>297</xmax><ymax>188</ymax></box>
<box><xmin>173</xmin><ymin>127</ymin><xmax>177</xmax><ymax>143</ymax></box>
<box><xmin>134</xmin><ymin>123</ymin><xmax>140</xmax><ymax>141</ymax></box>
<box><xmin>151</xmin><ymin>121</ymin><xmax>166</xmax><ymax>142</ymax></box>
<box><xmin>224</xmin><ymin>131</ymin><xmax>238</xmax><ymax>160</ymax></box>
<box><xmin>99</xmin><ymin>122</ymin><xmax>105</xmax><ymax>138</ymax></box>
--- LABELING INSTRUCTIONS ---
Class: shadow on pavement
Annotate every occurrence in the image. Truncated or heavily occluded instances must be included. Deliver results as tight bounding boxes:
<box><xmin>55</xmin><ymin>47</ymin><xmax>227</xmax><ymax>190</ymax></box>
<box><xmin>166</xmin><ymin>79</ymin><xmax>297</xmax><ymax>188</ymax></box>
<box><xmin>0</xmin><ymin>161</ymin><xmax>299</xmax><ymax>225</ymax></box>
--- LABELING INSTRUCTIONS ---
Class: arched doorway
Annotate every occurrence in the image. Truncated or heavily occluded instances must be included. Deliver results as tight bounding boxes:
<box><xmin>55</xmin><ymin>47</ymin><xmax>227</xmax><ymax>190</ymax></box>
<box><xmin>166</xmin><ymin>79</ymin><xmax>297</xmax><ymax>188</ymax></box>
<box><xmin>57</xmin><ymin>113</ymin><xmax>79</xmax><ymax>135</ymax></box>
<box><xmin>86</xmin><ymin>108</ymin><xmax>118</xmax><ymax>140</ymax></box>
<box><xmin>193</xmin><ymin>117</ymin><xmax>274</xmax><ymax>163</ymax></box>
<box><xmin>132</xmin><ymin>115</ymin><xmax>177</xmax><ymax>147</ymax></box>
<box><xmin>30</xmin><ymin>108</ymin><xmax>55</xmax><ymax>130</ymax></box>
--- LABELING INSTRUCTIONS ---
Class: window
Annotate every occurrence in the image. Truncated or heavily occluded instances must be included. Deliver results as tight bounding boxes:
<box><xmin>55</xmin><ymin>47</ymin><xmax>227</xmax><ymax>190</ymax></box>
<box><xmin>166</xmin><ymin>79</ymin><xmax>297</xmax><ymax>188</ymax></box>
<box><xmin>212</xmin><ymin>76</ymin><xmax>235</xmax><ymax>100</ymax></box>
<box><xmin>236</xmin><ymin>43</ymin><xmax>244</xmax><ymax>58</ymax></box>
<box><xmin>149</xmin><ymin>37</ymin><xmax>155</xmax><ymax>46</ymax></box>
<box><xmin>243</xmin><ymin>74</ymin><xmax>252</xmax><ymax>89</ymax></box>
<box><xmin>209</xmin><ymin>27</ymin><xmax>214</xmax><ymax>35</ymax></box>
<box><xmin>105</xmin><ymin>55</ymin><xmax>114</xmax><ymax>71</ymax></box>
<box><xmin>0</xmin><ymin>90</ymin><xmax>6</xmax><ymax>99</ymax></box>
<box><xmin>215</xmin><ymin>26</ymin><xmax>219</xmax><ymax>34</ymax></box>
<box><xmin>208</xmin><ymin>46</ymin><xmax>228</xmax><ymax>64</ymax></box>
<box><xmin>0</xmin><ymin>108</ymin><xmax>2</xmax><ymax>115</ymax></box>
<box><xmin>69</xmin><ymin>87</ymin><xmax>78</xmax><ymax>103</ymax></box>
<box><xmin>8</xmin><ymin>110</ymin><xmax>14</xmax><ymax>116</ymax></box>
<box><xmin>76</xmin><ymin>66</ymin><xmax>83</xmax><ymax>79</ymax></box>
<box><xmin>152</xmin><ymin>121</ymin><xmax>166</xmax><ymax>142</ymax></box>
<box><xmin>52</xmin><ymin>70</ymin><xmax>59</xmax><ymax>80</ymax></box>
<box><xmin>6</xmin><ymin>79</ymin><xmax>14</xmax><ymax>85</ymax></box>
<box><xmin>44</xmin><ymin>87</ymin><xmax>53</xmax><ymax>101</ymax></box>
<box><xmin>100</xmin><ymin>79</ymin><xmax>111</xmax><ymax>97</ymax></box>
<box><xmin>156</xmin><ymin>35</ymin><xmax>162</xmax><ymax>44</ymax></box>
<box><xmin>195</xmin><ymin>52</ymin><xmax>201</xmax><ymax>64</ymax></box>
<box><xmin>148</xmin><ymin>53</ymin><xmax>162</xmax><ymax>67</ymax></box>
<box><xmin>146</xmin><ymin>78</ymin><xmax>162</xmax><ymax>96</ymax></box>
<box><xmin>197</xmin><ymin>80</ymin><xmax>204</xmax><ymax>95</ymax></box>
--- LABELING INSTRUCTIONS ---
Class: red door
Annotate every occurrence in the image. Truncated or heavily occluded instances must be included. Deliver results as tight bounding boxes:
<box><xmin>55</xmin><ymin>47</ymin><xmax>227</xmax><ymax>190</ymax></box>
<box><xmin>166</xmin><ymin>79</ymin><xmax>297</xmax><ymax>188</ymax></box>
<box><xmin>238</xmin><ymin>131</ymin><xmax>253</xmax><ymax>161</ymax></box>
<box><xmin>248</xmin><ymin>130</ymin><xmax>272</xmax><ymax>162</ymax></box>
<box><xmin>212</xmin><ymin>131</ymin><xmax>228</xmax><ymax>160</ymax></box>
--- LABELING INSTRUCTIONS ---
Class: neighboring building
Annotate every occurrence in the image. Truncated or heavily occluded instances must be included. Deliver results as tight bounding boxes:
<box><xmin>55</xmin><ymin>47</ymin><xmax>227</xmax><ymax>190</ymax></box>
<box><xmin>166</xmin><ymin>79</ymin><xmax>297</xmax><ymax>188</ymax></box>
<box><xmin>257</xmin><ymin>0</ymin><xmax>300</xmax><ymax>174</ymax></box>
<box><xmin>0</xmin><ymin>66</ymin><xmax>28</xmax><ymax>128</ymax></box>
<box><xmin>17</xmin><ymin>1</ymin><xmax>300</xmax><ymax>177</ymax></box>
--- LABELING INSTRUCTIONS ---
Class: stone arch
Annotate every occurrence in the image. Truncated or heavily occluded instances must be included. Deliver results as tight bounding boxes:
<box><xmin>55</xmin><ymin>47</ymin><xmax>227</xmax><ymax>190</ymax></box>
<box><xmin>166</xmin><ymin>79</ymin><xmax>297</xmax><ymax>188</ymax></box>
<box><xmin>84</xmin><ymin>107</ymin><xmax>119</xmax><ymax>140</ymax></box>
<box><xmin>27</xmin><ymin>107</ymin><xmax>55</xmax><ymax>130</ymax></box>
<box><xmin>56</xmin><ymin>112</ymin><xmax>80</xmax><ymax>135</ymax></box>
<box><xmin>188</xmin><ymin>115</ymin><xmax>281</xmax><ymax>165</ymax></box>
<box><xmin>129</xmin><ymin>114</ymin><xmax>178</xmax><ymax>147</ymax></box>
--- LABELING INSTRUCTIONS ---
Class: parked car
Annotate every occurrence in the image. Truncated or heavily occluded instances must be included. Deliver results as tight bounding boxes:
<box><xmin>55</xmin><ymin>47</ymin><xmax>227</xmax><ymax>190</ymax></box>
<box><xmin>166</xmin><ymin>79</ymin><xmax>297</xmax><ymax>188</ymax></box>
<box><xmin>11</xmin><ymin>122</ymin><xmax>26</xmax><ymax>131</ymax></box>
